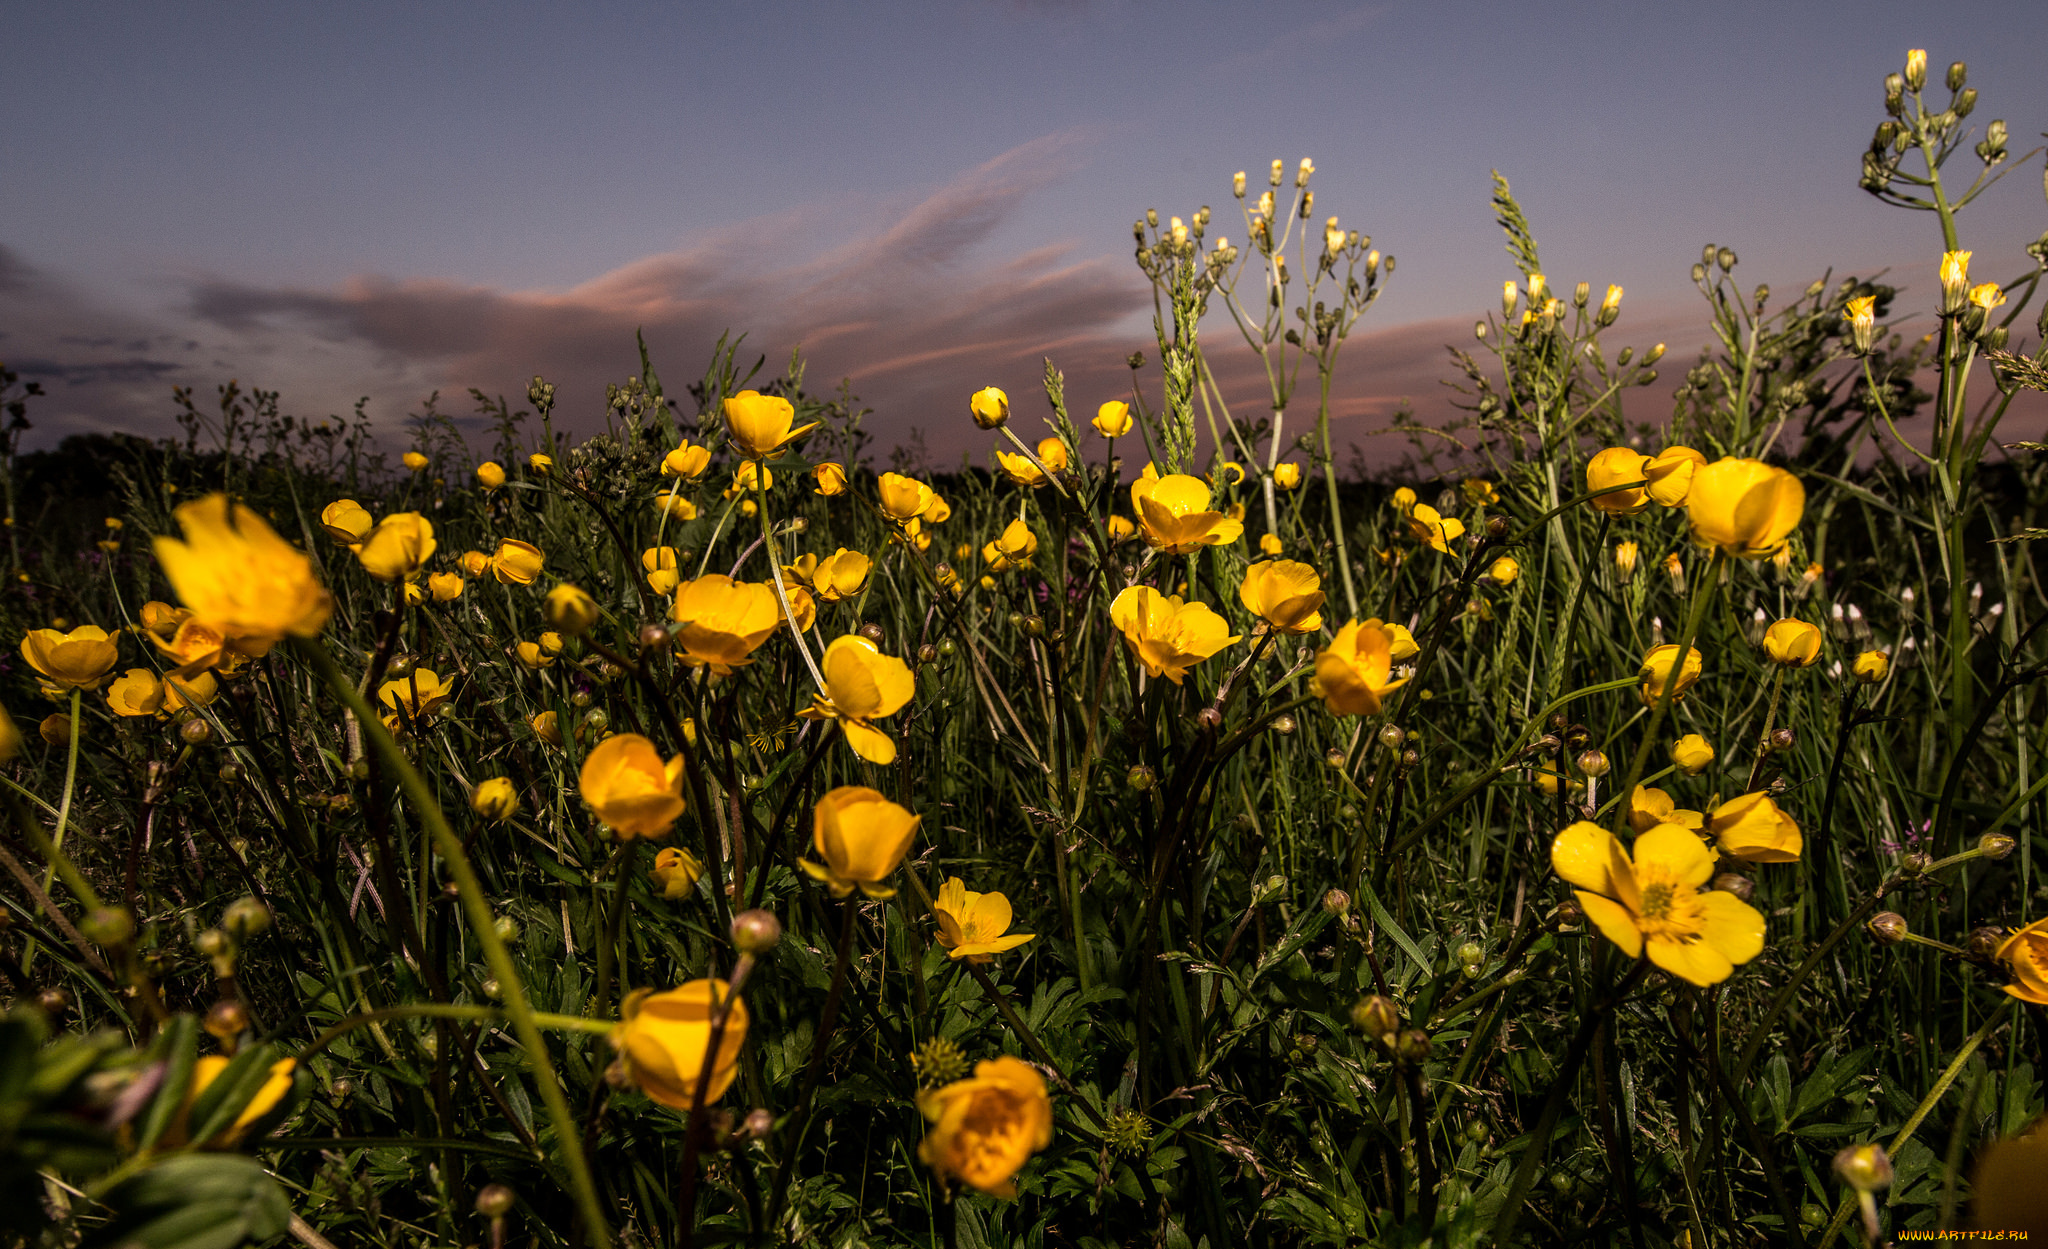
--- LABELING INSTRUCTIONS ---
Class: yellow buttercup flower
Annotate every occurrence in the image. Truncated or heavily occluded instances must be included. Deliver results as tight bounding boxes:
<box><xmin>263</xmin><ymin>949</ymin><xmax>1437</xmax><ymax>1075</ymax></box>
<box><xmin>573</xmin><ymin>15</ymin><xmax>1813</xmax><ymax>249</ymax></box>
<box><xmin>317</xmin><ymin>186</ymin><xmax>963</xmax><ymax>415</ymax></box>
<box><xmin>1853</xmin><ymin>650</ymin><xmax>1890</xmax><ymax>684</ymax></box>
<box><xmin>1995</xmin><ymin>918</ymin><xmax>2048</xmax><ymax>1005</ymax></box>
<box><xmin>809</xmin><ymin>549</ymin><xmax>872</xmax><ymax>603</ymax></box>
<box><xmin>530</xmin><ymin>710</ymin><xmax>563</xmax><ymax>747</ymax></box>
<box><xmin>355</xmin><ymin>512</ymin><xmax>437</xmax><ymax>583</ymax></box>
<box><xmin>1644</xmin><ymin>446</ymin><xmax>1707</xmax><ymax>508</ymax></box>
<box><xmin>0</xmin><ymin>706</ymin><xmax>19</xmax><ymax>762</ymax></box>
<box><xmin>724</xmin><ymin>461</ymin><xmax>773</xmax><ymax>498</ymax></box>
<box><xmin>21</xmin><ymin>626</ymin><xmax>120</xmax><ymax>692</ymax></box>
<box><xmin>724</xmin><ymin>389</ymin><xmax>818</xmax><ymax>460</ymax></box>
<box><xmin>1586</xmin><ymin>447</ymin><xmax>1652</xmax><ymax>514</ymax></box>
<box><xmin>925</xmin><ymin>494</ymin><xmax>952</xmax><ymax>524</ymax></box>
<box><xmin>650</xmin><ymin>847</ymin><xmax>704</xmax><ymax>900</ymax></box>
<box><xmin>643</xmin><ymin>546</ymin><xmax>682</xmax><ymax>595</ymax></box>
<box><xmin>1686</xmin><ymin>458</ymin><xmax>1804</xmax><ymax>559</ymax></box>
<box><xmin>1107</xmin><ymin>514</ymin><xmax>1136</xmax><ymax>541</ymax></box>
<box><xmin>1461</xmin><ymin>478</ymin><xmax>1498</xmax><ymax>507</ymax></box>
<box><xmin>140</xmin><ymin>602</ymin><xmax>189</xmax><ymax>640</ymax></box>
<box><xmin>1627</xmin><ymin>785</ymin><xmax>1704</xmax><ymax>834</ymax></box>
<box><xmin>1671</xmin><ymin>734</ymin><xmax>1716</xmax><ymax>775</ymax></box>
<box><xmin>802</xmin><ymin>785</ymin><xmax>919</xmax><ymax>899</ymax></box>
<box><xmin>1551</xmin><ymin>821</ymin><xmax>1766</xmax><ymax>986</ymax></box>
<box><xmin>183</xmin><ymin>1055</ymin><xmax>297</xmax><ymax>1146</ymax></box>
<box><xmin>1272</xmin><ymin>462</ymin><xmax>1302</xmax><ymax>491</ymax></box>
<box><xmin>319</xmin><ymin>499</ymin><xmax>373</xmax><ymax>544</ymax></box>
<box><xmin>1238</xmin><ymin>560</ymin><xmax>1325</xmax><ymax>635</ymax></box>
<box><xmin>1708</xmin><ymin>792</ymin><xmax>1802</xmax><ymax>863</ymax></box>
<box><xmin>1390</xmin><ymin>486</ymin><xmax>1417</xmax><ymax>513</ymax></box>
<box><xmin>490</xmin><ymin>539</ymin><xmax>545</xmax><ymax>586</ymax></box>
<box><xmin>378</xmin><ymin>668</ymin><xmax>454</xmax><ymax>728</ymax></box>
<box><xmin>1109</xmin><ymin>586</ymin><xmax>1240</xmax><ymax>684</ymax></box>
<box><xmin>917</xmin><ymin>1056</ymin><xmax>1053</xmax><ymax>1199</ymax></box>
<box><xmin>669</xmin><ymin>575</ymin><xmax>781</xmax><ymax>674</ymax></box>
<box><xmin>1313</xmin><ymin>619</ymin><xmax>1408</xmax><ymax>716</ymax></box>
<box><xmin>1217</xmin><ymin>461</ymin><xmax>1246</xmax><ymax>487</ymax></box>
<box><xmin>657</xmin><ymin>490</ymin><xmax>699</xmax><ymax>521</ymax></box>
<box><xmin>969</xmin><ymin>385</ymin><xmax>1010</xmax><ymax>430</ymax></box>
<box><xmin>545</xmin><ymin>584</ymin><xmax>598</xmax><ymax>636</ymax></box>
<box><xmin>1762</xmin><ymin>619</ymin><xmax>1822</xmax><ymax>667</ymax></box>
<box><xmin>153</xmin><ymin>494</ymin><xmax>333</xmax><ymax>656</ymax></box>
<box><xmin>617</xmin><ymin>980</ymin><xmax>747</xmax><ymax>1111</ymax></box>
<box><xmin>470</xmin><ymin>777</ymin><xmax>517</xmax><ymax>821</ymax></box>
<box><xmin>663</xmin><ymin>442</ymin><xmax>712</xmax><ymax>480</ymax></box>
<box><xmin>528</xmin><ymin>453</ymin><xmax>553</xmax><ymax>475</ymax></box>
<box><xmin>802</xmin><ymin>635</ymin><xmax>916</xmax><ymax>764</ymax></box>
<box><xmin>1132</xmin><ymin>474</ymin><xmax>1243</xmax><ymax>553</ymax></box>
<box><xmin>476</xmin><ymin>461</ymin><xmax>506</xmax><ymax>490</ymax></box>
<box><xmin>460</xmin><ymin>550</ymin><xmax>491</xmax><ymax>578</ymax></box>
<box><xmin>150</xmin><ymin>617</ymin><xmax>241</xmax><ymax>677</ymax></box>
<box><xmin>515</xmin><ymin>639</ymin><xmax>555</xmax><ymax>670</ymax></box>
<box><xmin>997</xmin><ymin>437</ymin><xmax>1068</xmax><ymax>488</ymax></box>
<box><xmin>161</xmin><ymin>670</ymin><xmax>217</xmax><ymax>711</ymax></box>
<box><xmin>579</xmin><ymin>732</ymin><xmax>687</xmax><ymax>839</ymax></box>
<box><xmin>933</xmin><ymin>877</ymin><xmax>1036</xmax><ymax>963</ymax></box>
<box><xmin>105</xmin><ymin>669</ymin><xmax>167</xmax><ymax>717</ymax></box>
<box><xmin>1406</xmin><ymin>505</ymin><xmax>1465</xmax><ymax>554</ymax></box>
<box><xmin>402</xmin><ymin>451</ymin><xmax>430</xmax><ymax>473</ymax></box>
<box><xmin>1385</xmin><ymin>623</ymin><xmax>1419</xmax><ymax>661</ymax></box>
<box><xmin>1638</xmin><ymin>644</ymin><xmax>1703</xmax><ymax>705</ymax></box>
<box><xmin>982</xmin><ymin>519</ymin><xmax>1038</xmax><ymax>572</ymax></box>
<box><xmin>427</xmin><ymin>572</ymin><xmax>464</xmax><ymax>602</ymax></box>
<box><xmin>813</xmin><ymin>462</ymin><xmax>847</xmax><ymax>496</ymax></box>
<box><xmin>877</xmin><ymin>472</ymin><xmax>936</xmax><ymax>523</ymax></box>
<box><xmin>1092</xmin><ymin>400</ymin><xmax>1133</xmax><ymax>437</ymax></box>
<box><xmin>1259</xmin><ymin>533</ymin><xmax>1282</xmax><ymax>556</ymax></box>
<box><xmin>1487</xmin><ymin>555</ymin><xmax>1520</xmax><ymax>586</ymax></box>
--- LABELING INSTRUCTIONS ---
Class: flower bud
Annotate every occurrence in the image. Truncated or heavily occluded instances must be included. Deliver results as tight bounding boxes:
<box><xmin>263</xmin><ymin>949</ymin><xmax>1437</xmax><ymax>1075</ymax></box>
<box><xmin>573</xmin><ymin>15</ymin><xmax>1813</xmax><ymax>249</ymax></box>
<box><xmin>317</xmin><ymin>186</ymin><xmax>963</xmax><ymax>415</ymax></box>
<box><xmin>1233</xmin><ymin>170</ymin><xmax>1247</xmax><ymax>198</ymax></box>
<box><xmin>1967</xmin><ymin>925</ymin><xmax>2007</xmax><ymax>961</ymax></box>
<box><xmin>1322</xmin><ymin>889</ymin><xmax>1351</xmax><ymax>915</ymax></box>
<box><xmin>1351</xmin><ymin>994</ymin><xmax>1401</xmax><ymax>1040</ymax></box>
<box><xmin>1900</xmin><ymin>851</ymin><xmax>1931</xmax><ymax>876</ymax></box>
<box><xmin>1711</xmin><ymin>873</ymin><xmax>1754</xmax><ymax>902</ymax></box>
<box><xmin>1903</xmin><ymin>49</ymin><xmax>1926</xmax><ymax>92</ymax></box>
<box><xmin>223</xmin><ymin>896</ymin><xmax>271</xmax><ymax>939</ymax></box>
<box><xmin>1196</xmin><ymin>707</ymin><xmax>1223</xmax><ymax>732</ymax></box>
<box><xmin>1555</xmin><ymin>899</ymin><xmax>1584</xmax><ymax>930</ymax></box>
<box><xmin>1127</xmin><ymin>765</ymin><xmax>1156</xmax><ymax>792</ymax></box>
<box><xmin>731</xmin><ymin>908</ymin><xmax>783</xmax><ymax>954</ymax></box>
<box><xmin>204</xmin><ymin>998</ymin><xmax>250</xmax><ymax>1041</ymax></box>
<box><xmin>1395</xmin><ymin>1029</ymin><xmax>1433</xmax><ymax>1063</ymax></box>
<box><xmin>1456</xmin><ymin>941</ymin><xmax>1485</xmax><ymax>967</ymax></box>
<box><xmin>1866</xmin><ymin>911</ymin><xmax>1909</xmax><ymax>945</ymax></box>
<box><xmin>1575</xmin><ymin>749</ymin><xmax>1610</xmax><ymax>777</ymax></box>
<box><xmin>476</xmin><ymin>1184</ymin><xmax>516</xmax><ymax>1219</ymax></box>
<box><xmin>859</xmin><ymin>622</ymin><xmax>886</xmax><ymax>644</ymax></box>
<box><xmin>1834</xmin><ymin>1143</ymin><xmax>1893</xmax><ymax>1192</ymax></box>
<box><xmin>1979</xmin><ymin>833</ymin><xmax>2016</xmax><ymax>860</ymax></box>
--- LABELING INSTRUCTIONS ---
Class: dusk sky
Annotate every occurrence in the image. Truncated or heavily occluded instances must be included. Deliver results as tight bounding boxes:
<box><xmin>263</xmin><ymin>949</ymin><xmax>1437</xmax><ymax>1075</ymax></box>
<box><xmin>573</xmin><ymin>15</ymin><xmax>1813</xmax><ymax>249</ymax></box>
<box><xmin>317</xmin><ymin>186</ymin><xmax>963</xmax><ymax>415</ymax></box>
<box><xmin>5</xmin><ymin>0</ymin><xmax>2045</xmax><ymax>464</ymax></box>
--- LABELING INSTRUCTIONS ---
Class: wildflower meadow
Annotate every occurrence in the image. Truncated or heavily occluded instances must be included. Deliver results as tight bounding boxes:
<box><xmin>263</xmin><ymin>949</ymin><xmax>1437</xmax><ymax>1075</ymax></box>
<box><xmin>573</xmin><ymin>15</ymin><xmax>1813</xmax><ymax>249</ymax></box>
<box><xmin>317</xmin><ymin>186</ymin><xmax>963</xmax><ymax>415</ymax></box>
<box><xmin>4</xmin><ymin>47</ymin><xmax>2048</xmax><ymax>1249</ymax></box>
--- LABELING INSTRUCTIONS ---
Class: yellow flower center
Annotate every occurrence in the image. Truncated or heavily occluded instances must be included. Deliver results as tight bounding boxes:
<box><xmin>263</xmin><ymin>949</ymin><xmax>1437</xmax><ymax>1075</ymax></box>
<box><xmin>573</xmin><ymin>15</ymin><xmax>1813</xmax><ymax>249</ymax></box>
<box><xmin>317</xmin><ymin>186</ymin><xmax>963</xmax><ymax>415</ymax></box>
<box><xmin>1633</xmin><ymin>867</ymin><xmax>1706</xmax><ymax>943</ymax></box>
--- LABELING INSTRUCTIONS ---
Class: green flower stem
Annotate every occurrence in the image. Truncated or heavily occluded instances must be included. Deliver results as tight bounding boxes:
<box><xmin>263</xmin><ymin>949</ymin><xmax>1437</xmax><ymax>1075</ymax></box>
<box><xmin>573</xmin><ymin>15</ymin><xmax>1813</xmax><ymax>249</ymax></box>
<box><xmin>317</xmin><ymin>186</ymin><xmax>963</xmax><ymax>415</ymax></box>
<box><xmin>38</xmin><ymin>688</ymin><xmax>84</xmax><ymax>904</ymax></box>
<box><xmin>755</xmin><ymin>472</ymin><xmax>826</xmax><ymax>693</ymax></box>
<box><xmin>1611</xmin><ymin>549</ymin><xmax>1726</xmax><ymax>824</ymax></box>
<box><xmin>294</xmin><ymin>638</ymin><xmax>612</xmax><ymax>1249</ymax></box>
<box><xmin>1815</xmin><ymin>1001</ymin><xmax>2012</xmax><ymax>1249</ymax></box>
<box><xmin>298</xmin><ymin>1003</ymin><xmax>615</xmax><ymax>1062</ymax></box>
<box><xmin>679</xmin><ymin>959</ymin><xmax>756</xmax><ymax>1249</ymax></box>
<box><xmin>765</xmin><ymin>895</ymin><xmax>857</xmax><ymax>1234</ymax></box>
<box><xmin>591</xmin><ymin>840</ymin><xmax>640</xmax><ymax>1022</ymax></box>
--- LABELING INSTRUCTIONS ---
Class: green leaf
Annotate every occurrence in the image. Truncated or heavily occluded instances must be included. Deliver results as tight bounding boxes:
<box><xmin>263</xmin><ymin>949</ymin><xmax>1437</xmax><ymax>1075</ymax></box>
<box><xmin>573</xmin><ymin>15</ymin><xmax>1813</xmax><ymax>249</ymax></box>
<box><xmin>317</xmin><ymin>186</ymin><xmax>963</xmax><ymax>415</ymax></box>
<box><xmin>83</xmin><ymin>1155</ymin><xmax>290</xmax><ymax>1249</ymax></box>
<box><xmin>136</xmin><ymin>1014</ymin><xmax>199</xmax><ymax>1152</ymax></box>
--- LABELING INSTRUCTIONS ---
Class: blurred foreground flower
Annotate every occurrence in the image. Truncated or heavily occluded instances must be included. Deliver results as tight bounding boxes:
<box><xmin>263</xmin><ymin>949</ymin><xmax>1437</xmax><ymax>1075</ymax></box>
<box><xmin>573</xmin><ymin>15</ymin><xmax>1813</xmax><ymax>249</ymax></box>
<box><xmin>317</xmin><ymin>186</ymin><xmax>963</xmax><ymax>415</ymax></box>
<box><xmin>153</xmin><ymin>494</ymin><xmax>333</xmax><ymax>658</ymax></box>
<box><xmin>579</xmin><ymin>732</ymin><xmax>687</xmax><ymax>839</ymax></box>
<box><xmin>617</xmin><ymin>980</ymin><xmax>747</xmax><ymax>1111</ymax></box>
<box><xmin>802</xmin><ymin>785</ymin><xmax>919</xmax><ymax>899</ymax></box>
<box><xmin>1551</xmin><ymin>821</ymin><xmax>1766</xmax><ymax>985</ymax></box>
<box><xmin>470</xmin><ymin>777</ymin><xmax>517</xmax><ymax>821</ymax></box>
<box><xmin>1996</xmin><ymin>918</ymin><xmax>2048</xmax><ymax>1005</ymax></box>
<box><xmin>917</xmin><ymin>1056</ymin><xmax>1053</xmax><ymax>1198</ymax></box>
<box><xmin>934</xmin><ymin>877</ymin><xmax>1035</xmax><ymax>963</ymax></box>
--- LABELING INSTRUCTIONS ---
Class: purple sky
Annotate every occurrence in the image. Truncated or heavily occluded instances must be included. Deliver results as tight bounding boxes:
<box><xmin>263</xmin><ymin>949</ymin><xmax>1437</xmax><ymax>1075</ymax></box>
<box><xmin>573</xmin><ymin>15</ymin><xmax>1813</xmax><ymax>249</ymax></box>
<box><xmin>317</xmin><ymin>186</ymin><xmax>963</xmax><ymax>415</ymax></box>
<box><xmin>5</xmin><ymin>0</ymin><xmax>2044</xmax><ymax>464</ymax></box>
